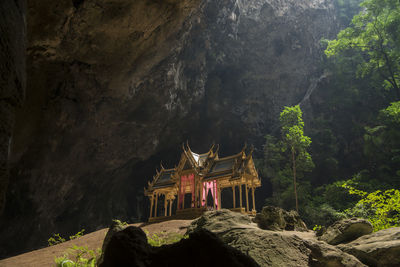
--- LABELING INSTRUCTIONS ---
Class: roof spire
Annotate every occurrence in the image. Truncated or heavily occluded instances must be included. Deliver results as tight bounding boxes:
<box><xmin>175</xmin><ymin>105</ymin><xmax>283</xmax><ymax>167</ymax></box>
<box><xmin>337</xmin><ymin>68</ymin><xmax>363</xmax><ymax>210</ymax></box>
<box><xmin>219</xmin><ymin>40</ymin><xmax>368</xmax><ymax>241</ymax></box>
<box><xmin>209</xmin><ymin>143</ymin><xmax>215</xmax><ymax>153</ymax></box>
<box><xmin>215</xmin><ymin>144</ymin><xmax>220</xmax><ymax>154</ymax></box>
<box><xmin>186</xmin><ymin>140</ymin><xmax>191</xmax><ymax>151</ymax></box>
<box><xmin>160</xmin><ymin>161</ymin><xmax>165</xmax><ymax>170</ymax></box>
<box><xmin>241</xmin><ymin>142</ymin><xmax>247</xmax><ymax>153</ymax></box>
<box><xmin>182</xmin><ymin>142</ymin><xmax>186</xmax><ymax>152</ymax></box>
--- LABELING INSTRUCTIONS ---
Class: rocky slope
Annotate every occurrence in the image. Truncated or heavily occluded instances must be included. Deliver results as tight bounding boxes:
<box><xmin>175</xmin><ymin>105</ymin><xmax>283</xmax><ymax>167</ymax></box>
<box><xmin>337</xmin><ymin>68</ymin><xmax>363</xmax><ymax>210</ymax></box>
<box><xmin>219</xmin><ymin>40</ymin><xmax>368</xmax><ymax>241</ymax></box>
<box><xmin>0</xmin><ymin>0</ymin><xmax>338</xmax><ymax>257</ymax></box>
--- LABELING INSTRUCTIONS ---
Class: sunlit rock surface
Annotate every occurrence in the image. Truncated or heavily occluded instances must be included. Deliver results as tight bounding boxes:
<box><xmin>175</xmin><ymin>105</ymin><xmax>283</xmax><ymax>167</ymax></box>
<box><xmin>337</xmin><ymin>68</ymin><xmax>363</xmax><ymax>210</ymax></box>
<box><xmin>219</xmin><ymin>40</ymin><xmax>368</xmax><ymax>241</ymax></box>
<box><xmin>0</xmin><ymin>0</ymin><xmax>337</xmax><ymax>257</ymax></box>
<box><xmin>338</xmin><ymin>227</ymin><xmax>400</xmax><ymax>267</ymax></box>
<box><xmin>188</xmin><ymin>210</ymin><xmax>364</xmax><ymax>266</ymax></box>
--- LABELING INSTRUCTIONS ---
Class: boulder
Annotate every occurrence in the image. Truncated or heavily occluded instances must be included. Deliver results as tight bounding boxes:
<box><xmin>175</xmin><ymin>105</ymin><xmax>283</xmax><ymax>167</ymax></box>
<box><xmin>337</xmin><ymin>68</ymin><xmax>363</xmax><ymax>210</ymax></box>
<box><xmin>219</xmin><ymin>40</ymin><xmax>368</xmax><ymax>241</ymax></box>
<box><xmin>254</xmin><ymin>206</ymin><xmax>308</xmax><ymax>231</ymax></box>
<box><xmin>319</xmin><ymin>218</ymin><xmax>373</xmax><ymax>245</ymax></box>
<box><xmin>98</xmin><ymin>219</ymin><xmax>129</xmax><ymax>265</ymax></box>
<box><xmin>99</xmin><ymin>225</ymin><xmax>259</xmax><ymax>267</ymax></box>
<box><xmin>100</xmin><ymin>226</ymin><xmax>151</xmax><ymax>267</ymax></box>
<box><xmin>338</xmin><ymin>227</ymin><xmax>400</xmax><ymax>267</ymax></box>
<box><xmin>151</xmin><ymin>228</ymin><xmax>259</xmax><ymax>267</ymax></box>
<box><xmin>188</xmin><ymin>209</ymin><xmax>365</xmax><ymax>266</ymax></box>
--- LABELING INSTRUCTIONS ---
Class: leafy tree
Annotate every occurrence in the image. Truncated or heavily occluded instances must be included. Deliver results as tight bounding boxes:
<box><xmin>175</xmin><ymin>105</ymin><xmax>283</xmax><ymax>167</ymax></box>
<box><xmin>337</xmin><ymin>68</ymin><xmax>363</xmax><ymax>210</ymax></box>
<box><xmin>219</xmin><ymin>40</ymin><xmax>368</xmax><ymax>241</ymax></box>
<box><xmin>279</xmin><ymin>105</ymin><xmax>314</xmax><ymax>212</ymax></box>
<box><xmin>342</xmin><ymin>182</ymin><xmax>400</xmax><ymax>231</ymax></box>
<box><xmin>363</xmin><ymin>101</ymin><xmax>400</xmax><ymax>186</ymax></box>
<box><xmin>325</xmin><ymin>0</ymin><xmax>400</xmax><ymax>98</ymax></box>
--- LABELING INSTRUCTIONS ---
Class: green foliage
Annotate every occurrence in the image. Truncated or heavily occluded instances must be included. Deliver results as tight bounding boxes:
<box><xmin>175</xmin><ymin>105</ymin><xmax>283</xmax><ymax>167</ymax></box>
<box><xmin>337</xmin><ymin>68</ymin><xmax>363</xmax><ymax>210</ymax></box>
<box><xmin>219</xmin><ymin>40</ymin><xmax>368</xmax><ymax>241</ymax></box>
<box><xmin>279</xmin><ymin>105</ymin><xmax>314</xmax><ymax>212</ymax></box>
<box><xmin>112</xmin><ymin>219</ymin><xmax>128</xmax><ymax>226</ymax></box>
<box><xmin>144</xmin><ymin>230</ymin><xmax>188</xmax><ymax>247</ymax></box>
<box><xmin>70</xmin><ymin>229</ymin><xmax>85</xmax><ymax>240</ymax></box>
<box><xmin>381</xmin><ymin>101</ymin><xmax>400</xmax><ymax>124</ymax></box>
<box><xmin>342</xmin><ymin>182</ymin><xmax>400</xmax><ymax>231</ymax></box>
<box><xmin>313</xmin><ymin>225</ymin><xmax>322</xmax><ymax>231</ymax></box>
<box><xmin>280</xmin><ymin>106</ymin><xmax>311</xmax><ymax>151</ymax></box>
<box><xmin>279</xmin><ymin>106</ymin><xmax>314</xmax><ymax>174</ymax></box>
<box><xmin>363</xmin><ymin>101</ymin><xmax>400</xmax><ymax>187</ymax></box>
<box><xmin>325</xmin><ymin>0</ymin><xmax>400</xmax><ymax>97</ymax></box>
<box><xmin>48</xmin><ymin>233</ymin><xmax>66</xmax><ymax>246</ymax></box>
<box><xmin>48</xmin><ymin>229</ymin><xmax>86</xmax><ymax>246</ymax></box>
<box><xmin>54</xmin><ymin>246</ymin><xmax>101</xmax><ymax>267</ymax></box>
<box><xmin>257</xmin><ymin>106</ymin><xmax>314</xmax><ymax>214</ymax></box>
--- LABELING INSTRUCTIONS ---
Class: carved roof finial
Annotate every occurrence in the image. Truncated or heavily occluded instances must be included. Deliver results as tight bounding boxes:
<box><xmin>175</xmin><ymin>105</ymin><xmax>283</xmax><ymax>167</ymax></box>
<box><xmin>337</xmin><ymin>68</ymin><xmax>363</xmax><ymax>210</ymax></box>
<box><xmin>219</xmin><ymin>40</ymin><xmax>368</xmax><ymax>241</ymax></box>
<box><xmin>160</xmin><ymin>161</ymin><xmax>165</xmax><ymax>170</ymax></box>
<box><xmin>209</xmin><ymin>143</ymin><xmax>215</xmax><ymax>153</ymax></box>
<box><xmin>243</xmin><ymin>142</ymin><xmax>247</xmax><ymax>151</ymax></box>
<box><xmin>182</xmin><ymin>142</ymin><xmax>186</xmax><ymax>152</ymax></box>
<box><xmin>186</xmin><ymin>140</ymin><xmax>191</xmax><ymax>151</ymax></box>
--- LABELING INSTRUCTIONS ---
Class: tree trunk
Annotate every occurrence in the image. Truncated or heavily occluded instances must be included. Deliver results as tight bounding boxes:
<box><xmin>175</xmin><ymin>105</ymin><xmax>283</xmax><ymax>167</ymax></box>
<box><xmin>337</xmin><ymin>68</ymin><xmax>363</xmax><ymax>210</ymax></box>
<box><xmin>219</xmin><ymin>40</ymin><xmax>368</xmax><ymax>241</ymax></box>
<box><xmin>292</xmin><ymin>147</ymin><xmax>299</xmax><ymax>213</ymax></box>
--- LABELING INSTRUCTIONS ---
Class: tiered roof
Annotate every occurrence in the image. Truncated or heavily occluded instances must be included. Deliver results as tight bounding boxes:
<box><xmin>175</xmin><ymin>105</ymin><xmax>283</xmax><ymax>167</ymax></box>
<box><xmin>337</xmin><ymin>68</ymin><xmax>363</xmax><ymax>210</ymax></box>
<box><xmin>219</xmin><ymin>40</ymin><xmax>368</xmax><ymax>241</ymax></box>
<box><xmin>145</xmin><ymin>143</ymin><xmax>259</xmax><ymax>195</ymax></box>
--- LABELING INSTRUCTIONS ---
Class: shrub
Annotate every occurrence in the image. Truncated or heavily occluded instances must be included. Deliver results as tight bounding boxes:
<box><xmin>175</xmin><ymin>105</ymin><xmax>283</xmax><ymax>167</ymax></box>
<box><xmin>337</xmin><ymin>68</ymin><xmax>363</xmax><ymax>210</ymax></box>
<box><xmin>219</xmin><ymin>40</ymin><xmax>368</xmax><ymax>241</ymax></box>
<box><xmin>70</xmin><ymin>229</ymin><xmax>85</xmax><ymax>240</ymax></box>
<box><xmin>54</xmin><ymin>245</ymin><xmax>101</xmax><ymax>267</ymax></box>
<box><xmin>48</xmin><ymin>233</ymin><xmax>66</xmax><ymax>246</ymax></box>
<box><xmin>48</xmin><ymin>229</ymin><xmax>86</xmax><ymax>246</ymax></box>
<box><xmin>342</xmin><ymin>182</ymin><xmax>400</xmax><ymax>231</ymax></box>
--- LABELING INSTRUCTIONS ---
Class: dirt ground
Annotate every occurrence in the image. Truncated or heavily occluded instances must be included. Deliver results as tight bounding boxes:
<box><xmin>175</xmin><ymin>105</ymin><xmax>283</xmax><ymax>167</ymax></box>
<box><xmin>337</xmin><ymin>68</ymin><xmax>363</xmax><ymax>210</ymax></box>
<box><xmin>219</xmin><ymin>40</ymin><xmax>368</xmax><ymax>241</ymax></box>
<box><xmin>0</xmin><ymin>220</ymin><xmax>193</xmax><ymax>267</ymax></box>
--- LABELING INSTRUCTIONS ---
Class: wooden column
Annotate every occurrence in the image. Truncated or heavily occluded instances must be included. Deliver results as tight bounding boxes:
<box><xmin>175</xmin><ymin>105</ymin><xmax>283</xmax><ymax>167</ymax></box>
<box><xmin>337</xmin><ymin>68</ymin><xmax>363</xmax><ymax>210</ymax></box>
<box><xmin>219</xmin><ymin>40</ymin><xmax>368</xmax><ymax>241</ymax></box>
<box><xmin>195</xmin><ymin>182</ymin><xmax>199</xmax><ymax>207</ymax></box>
<box><xmin>182</xmin><ymin>190</ymin><xmax>185</xmax><ymax>209</ymax></box>
<box><xmin>155</xmin><ymin>193</ymin><xmax>158</xmax><ymax>217</ymax></box>
<box><xmin>246</xmin><ymin>184</ymin><xmax>249</xmax><ymax>212</ymax></box>
<box><xmin>149</xmin><ymin>195</ymin><xmax>154</xmax><ymax>218</ymax></box>
<box><xmin>169</xmin><ymin>199</ymin><xmax>173</xmax><ymax>216</ymax></box>
<box><xmin>213</xmin><ymin>182</ymin><xmax>216</xmax><ymax>210</ymax></box>
<box><xmin>217</xmin><ymin>187</ymin><xmax>221</xmax><ymax>210</ymax></box>
<box><xmin>232</xmin><ymin>186</ymin><xmax>236</xmax><ymax>208</ymax></box>
<box><xmin>164</xmin><ymin>196</ymin><xmax>168</xmax><ymax>217</ymax></box>
<box><xmin>252</xmin><ymin>187</ymin><xmax>256</xmax><ymax>212</ymax></box>
<box><xmin>239</xmin><ymin>184</ymin><xmax>243</xmax><ymax>208</ymax></box>
<box><xmin>200</xmin><ymin>182</ymin><xmax>204</xmax><ymax>207</ymax></box>
<box><xmin>177</xmin><ymin>182</ymin><xmax>181</xmax><ymax>210</ymax></box>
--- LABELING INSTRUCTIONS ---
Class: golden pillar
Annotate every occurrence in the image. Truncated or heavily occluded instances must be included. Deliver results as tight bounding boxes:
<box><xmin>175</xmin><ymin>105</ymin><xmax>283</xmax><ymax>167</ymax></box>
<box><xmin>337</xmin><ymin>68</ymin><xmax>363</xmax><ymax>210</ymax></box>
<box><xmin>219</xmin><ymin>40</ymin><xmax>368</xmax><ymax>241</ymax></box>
<box><xmin>213</xmin><ymin>182</ymin><xmax>216</xmax><ymax>210</ymax></box>
<box><xmin>252</xmin><ymin>187</ymin><xmax>256</xmax><ymax>212</ymax></box>
<box><xmin>182</xmin><ymin>189</ymin><xmax>185</xmax><ymax>209</ymax></box>
<box><xmin>246</xmin><ymin>184</ymin><xmax>249</xmax><ymax>212</ymax></box>
<box><xmin>239</xmin><ymin>184</ymin><xmax>243</xmax><ymax>208</ymax></box>
<box><xmin>177</xmin><ymin>182</ymin><xmax>181</xmax><ymax>210</ymax></box>
<box><xmin>149</xmin><ymin>195</ymin><xmax>154</xmax><ymax>218</ymax></box>
<box><xmin>154</xmin><ymin>193</ymin><xmax>158</xmax><ymax>217</ymax></box>
<box><xmin>164</xmin><ymin>196</ymin><xmax>168</xmax><ymax>217</ymax></box>
<box><xmin>217</xmin><ymin>187</ymin><xmax>221</xmax><ymax>210</ymax></box>
<box><xmin>232</xmin><ymin>186</ymin><xmax>236</xmax><ymax>208</ymax></box>
<box><xmin>200</xmin><ymin>182</ymin><xmax>204</xmax><ymax>207</ymax></box>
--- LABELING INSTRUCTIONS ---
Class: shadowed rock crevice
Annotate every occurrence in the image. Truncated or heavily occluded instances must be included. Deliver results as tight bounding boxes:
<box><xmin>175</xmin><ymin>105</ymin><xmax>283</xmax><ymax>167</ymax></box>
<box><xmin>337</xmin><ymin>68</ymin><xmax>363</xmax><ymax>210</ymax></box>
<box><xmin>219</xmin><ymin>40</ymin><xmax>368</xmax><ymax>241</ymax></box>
<box><xmin>100</xmin><ymin>226</ymin><xmax>260</xmax><ymax>267</ymax></box>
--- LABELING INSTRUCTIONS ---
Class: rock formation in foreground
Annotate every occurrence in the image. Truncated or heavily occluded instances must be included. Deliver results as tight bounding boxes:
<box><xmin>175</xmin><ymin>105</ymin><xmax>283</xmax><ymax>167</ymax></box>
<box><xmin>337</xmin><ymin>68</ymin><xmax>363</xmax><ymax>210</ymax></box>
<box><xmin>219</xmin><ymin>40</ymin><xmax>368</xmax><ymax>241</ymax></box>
<box><xmin>188</xmin><ymin>209</ymin><xmax>365</xmax><ymax>266</ymax></box>
<box><xmin>100</xmin><ymin>209</ymin><xmax>366</xmax><ymax>266</ymax></box>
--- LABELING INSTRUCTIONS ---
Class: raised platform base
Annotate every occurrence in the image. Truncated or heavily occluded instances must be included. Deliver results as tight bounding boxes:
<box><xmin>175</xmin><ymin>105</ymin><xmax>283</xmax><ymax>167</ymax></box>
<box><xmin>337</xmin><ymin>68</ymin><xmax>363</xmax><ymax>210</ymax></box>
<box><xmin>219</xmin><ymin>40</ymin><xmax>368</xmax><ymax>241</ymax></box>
<box><xmin>148</xmin><ymin>207</ymin><xmax>255</xmax><ymax>223</ymax></box>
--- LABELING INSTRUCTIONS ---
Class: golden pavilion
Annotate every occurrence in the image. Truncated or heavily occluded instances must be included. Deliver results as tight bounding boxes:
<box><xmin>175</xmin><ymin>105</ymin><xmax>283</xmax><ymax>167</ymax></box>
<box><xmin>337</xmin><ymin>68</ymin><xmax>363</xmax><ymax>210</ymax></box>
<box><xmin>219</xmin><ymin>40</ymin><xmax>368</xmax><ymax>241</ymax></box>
<box><xmin>144</xmin><ymin>143</ymin><xmax>261</xmax><ymax>222</ymax></box>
